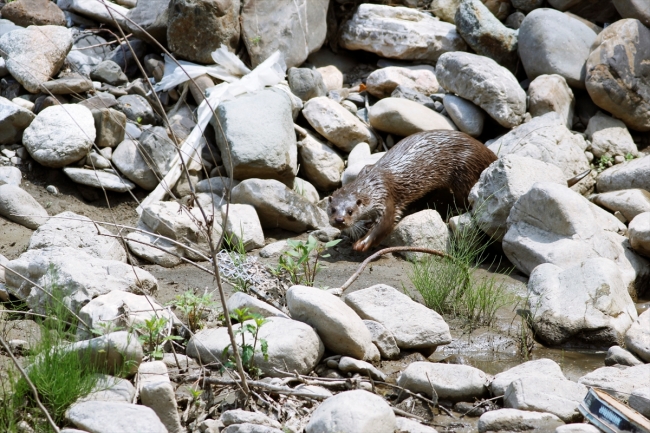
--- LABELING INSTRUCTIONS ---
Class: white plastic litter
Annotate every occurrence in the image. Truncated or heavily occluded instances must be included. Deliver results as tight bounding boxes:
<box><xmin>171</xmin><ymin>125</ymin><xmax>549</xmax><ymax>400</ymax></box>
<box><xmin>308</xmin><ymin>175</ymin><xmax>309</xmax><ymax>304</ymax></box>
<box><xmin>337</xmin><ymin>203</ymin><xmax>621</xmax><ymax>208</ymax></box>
<box><xmin>137</xmin><ymin>45</ymin><xmax>287</xmax><ymax>215</ymax></box>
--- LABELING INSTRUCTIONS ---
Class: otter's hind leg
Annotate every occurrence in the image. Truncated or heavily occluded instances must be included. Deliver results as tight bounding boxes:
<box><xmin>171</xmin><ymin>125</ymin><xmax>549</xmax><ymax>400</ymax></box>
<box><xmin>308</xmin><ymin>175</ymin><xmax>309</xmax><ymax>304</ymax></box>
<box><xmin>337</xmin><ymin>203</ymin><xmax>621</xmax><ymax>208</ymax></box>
<box><xmin>353</xmin><ymin>198</ymin><xmax>397</xmax><ymax>252</ymax></box>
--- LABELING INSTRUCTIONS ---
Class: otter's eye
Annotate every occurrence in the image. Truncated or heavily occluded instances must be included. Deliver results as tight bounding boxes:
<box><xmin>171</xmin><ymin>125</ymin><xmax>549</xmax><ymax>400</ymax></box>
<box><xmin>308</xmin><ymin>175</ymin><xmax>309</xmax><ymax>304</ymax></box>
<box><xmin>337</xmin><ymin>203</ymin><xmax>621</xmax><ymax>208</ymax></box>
<box><xmin>347</xmin><ymin>209</ymin><xmax>353</xmax><ymax>215</ymax></box>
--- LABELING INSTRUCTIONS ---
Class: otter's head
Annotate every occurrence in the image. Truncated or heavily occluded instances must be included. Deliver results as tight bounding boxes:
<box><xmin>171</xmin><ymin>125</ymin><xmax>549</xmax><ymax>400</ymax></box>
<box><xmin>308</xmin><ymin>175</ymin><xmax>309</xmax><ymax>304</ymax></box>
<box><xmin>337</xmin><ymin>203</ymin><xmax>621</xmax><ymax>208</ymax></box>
<box><xmin>327</xmin><ymin>185</ymin><xmax>369</xmax><ymax>230</ymax></box>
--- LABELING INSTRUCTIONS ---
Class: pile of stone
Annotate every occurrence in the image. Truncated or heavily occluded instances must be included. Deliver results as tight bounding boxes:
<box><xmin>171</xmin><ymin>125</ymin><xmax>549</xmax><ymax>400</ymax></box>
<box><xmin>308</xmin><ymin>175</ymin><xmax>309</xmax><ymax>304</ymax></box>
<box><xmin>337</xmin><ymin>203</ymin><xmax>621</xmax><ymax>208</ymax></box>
<box><xmin>1</xmin><ymin>0</ymin><xmax>650</xmax><ymax>431</ymax></box>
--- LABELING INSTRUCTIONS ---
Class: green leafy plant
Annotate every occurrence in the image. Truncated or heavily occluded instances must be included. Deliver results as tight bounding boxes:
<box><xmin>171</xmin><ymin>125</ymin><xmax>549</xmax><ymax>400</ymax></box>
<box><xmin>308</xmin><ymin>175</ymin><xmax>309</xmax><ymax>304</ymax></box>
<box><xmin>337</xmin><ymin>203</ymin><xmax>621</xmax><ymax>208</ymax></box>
<box><xmin>168</xmin><ymin>290</ymin><xmax>216</xmax><ymax>333</ymax></box>
<box><xmin>273</xmin><ymin>235</ymin><xmax>341</xmax><ymax>286</ymax></box>
<box><xmin>408</xmin><ymin>213</ymin><xmax>515</xmax><ymax>327</ymax></box>
<box><xmin>132</xmin><ymin>316</ymin><xmax>181</xmax><ymax>360</ymax></box>
<box><xmin>625</xmin><ymin>152</ymin><xmax>635</xmax><ymax>161</ymax></box>
<box><xmin>250</xmin><ymin>35</ymin><xmax>262</xmax><ymax>45</ymax></box>
<box><xmin>222</xmin><ymin>308</ymin><xmax>268</xmax><ymax>379</ymax></box>
<box><xmin>595</xmin><ymin>155</ymin><xmax>613</xmax><ymax>172</ymax></box>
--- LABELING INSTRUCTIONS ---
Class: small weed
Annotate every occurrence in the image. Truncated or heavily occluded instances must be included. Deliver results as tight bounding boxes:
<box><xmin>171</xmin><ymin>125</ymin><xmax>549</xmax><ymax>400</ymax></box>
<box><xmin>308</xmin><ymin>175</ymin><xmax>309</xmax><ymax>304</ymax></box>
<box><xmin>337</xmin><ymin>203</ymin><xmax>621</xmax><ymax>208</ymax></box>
<box><xmin>625</xmin><ymin>152</ymin><xmax>635</xmax><ymax>161</ymax></box>
<box><xmin>272</xmin><ymin>235</ymin><xmax>341</xmax><ymax>286</ymax></box>
<box><xmin>250</xmin><ymin>35</ymin><xmax>262</xmax><ymax>45</ymax></box>
<box><xmin>187</xmin><ymin>387</ymin><xmax>203</xmax><ymax>407</ymax></box>
<box><xmin>167</xmin><ymin>290</ymin><xmax>216</xmax><ymax>333</ymax></box>
<box><xmin>91</xmin><ymin>321</ymin><xmax>124</xmax><ymax>337</ymax></box>
<box><xmin>132</xmin><ymin>316</ymin><xmax>181</xmax><ymax>360</ymax></box>
<box><xmin>222</xmin><ymin>308</ymin><xmax>268</xmax><ymax>379</ymax></box>
<box><xmin>595</xmin><ymin>155</ymin><xmax>613</xmax><ymax>172</ymax></box>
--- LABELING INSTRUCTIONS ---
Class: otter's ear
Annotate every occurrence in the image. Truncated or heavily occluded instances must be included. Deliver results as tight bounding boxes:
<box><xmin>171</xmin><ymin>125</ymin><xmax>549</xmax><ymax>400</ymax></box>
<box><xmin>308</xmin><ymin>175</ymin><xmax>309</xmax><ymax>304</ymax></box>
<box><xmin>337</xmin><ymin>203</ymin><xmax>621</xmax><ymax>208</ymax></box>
<box><xmin>328</xmin><ymin>196</ymin><xmax>332</xmax><ymax>203</ymax></box>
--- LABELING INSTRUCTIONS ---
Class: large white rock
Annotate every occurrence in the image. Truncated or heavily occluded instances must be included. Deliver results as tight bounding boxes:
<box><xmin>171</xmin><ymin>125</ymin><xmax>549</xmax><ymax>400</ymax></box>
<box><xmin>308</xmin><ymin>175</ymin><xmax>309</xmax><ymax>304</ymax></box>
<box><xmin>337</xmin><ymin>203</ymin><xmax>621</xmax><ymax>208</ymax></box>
<box><xmin>58</xmin><ymin>0</ymin><xmax>129</xmax><ymax>27</ymax></box>
<box><xmin>0</xmin><ymin>166</ymin><xmax>21</xmax><ymax>186</ymax></box>
<box><xmin>363</xmin><ymin>320</ymin><xmax>400</xmax><ymax>360</ymax></box>
<box><xmin>597</xmin><ymin>155</ymin><xmax>650</xmax><ymax>193</ymax></box>
<box><xmin>468</xmin><ymin>155</ymin><xmax>566</xmax><ymax>241</ymax></box>
<box><xmin>79</xmin><ymin>375</ymin><xmax>136</xmax><ymax>404</ymax></box>
<box><xmin>436</xmin><ymin>51</ymin><xmax>526</xmax><ymax>128</ymax></box>
<box><xmin>490</xmin><ymin>359</ymin><xmax>566</xmax><ymax>397</ymax></box>
<box><xmin>303</xmin><ymin>97</ymin><xmax>376</xmax><ymax>152</ymax></box>
<box><xmin>592</xmin><ymin>190</ymin><xmax>650</xmax><ymax>222</ymax></box>
<box><xmin>140</xmin><ymin>196</ymin><xmax>223</xmax><ymax>261</ymax></box>
<box><xmin>395</xmin><ymin>417</ymin><xmax>439</xmax><ymax>433</ymax></box>
<box><xmin>137</xmin><ymin>362</ymin><xmax>183</xmax><ymax>433</ymax></box>
<box><xmin>366</xmin><ymin>66</ymin><xmax>439</xmax><ymax>99</ymax></box>
<box><xmin>397</xmin><ymin>362</ymin><xmax>490</xmax><ymax>402</ymax></box>
<box><xmin>77</xmin><ymin>291</ymin><xmax>174</xmax><ymax>340</ymax></box>
<box><xmin>305</xmin><ymin>390</ymin><xmax>396</xmax><ymax>433</ymax></box>
<box><xmin>287</xmin><ymin>285</ymin><xmax>379</xmax><ymax>361</ymax></box>
<box><xmin>625</xmin><ymin>309</ymin><xmax>650</xmax><ymax>362</ymax></box>
<box><xmin>226</xmin><ymin>292</ymin><xmax>289</xmax><ymax>319</ymax></box>
<box><xmin>503</xmin><ymin>182</ymin><xmax>650</xmax><ymax>298</ymax></box>
<box><xmin>297</xmin><ymin>129</ymin><xmax>344</xmax><ymax>191</ymax></box>
<box><xmin>578</xmin><ymin>364</ymin><xmax>650</xmax><ymax>403</ymax></box>
<box><xmin>0</xmin><ymin>96</ymin><xmax>35</xmax><ymax>145</ymax></box>
<box><xmin>66</xmin><ymin>401</ymin><xmax>166</xmax><ymax>433</ymax></box>
<box><xmin>345</xmin><ymin>284</ymin><xmax>451</xmax><ymax>351</ymax></box>
<box><xmin>186</xmin><ymin>317</ymin><xmax>324</xmax><ymax>377</ymax></box>
<box><xmin>504</xmin><ymin>376</ymin><xmax>588</xmax><ymax>422</ymax></box>
<box><xmin>0</xmin><ymin>184</ymin><xmax>48</xmax><ymax>229</ymax></box>
<box><xmin>442</xmin><ymin>94</ymin><xmax>485</xmax><ymax>137</ymax></box>
<box><xmin>28</xmin><ymin>211</ymin><xmax>126</xmax><ymax>262</ymax></box>
<box><xmin>231</xmin><ymin>179</ymin><xmax>328</xmax><ymax>233</ymax></box>
<box><xmin>339</xmin><ymin>4</ymin><xmax>466</xmax><ymax>63</ymax></box>
<box><xmin>382</xmin><ymin>209</ymin><xmax>450</xmax><ymax>261</ymax></box>
<box><xmin>527</xmin><ymin>74</ymin><xmax>575</xmax><ymax>129</ymax></box>
<box><xmin>213</xmin><ymin>88</ymin><xmax>298</xmax><ymax>185</ymax></box>
<box><xmin>368</xmin><ymin>97</ymin><xmax>456</xmax><ymax>136</ymax></box>
<box><xmin>629</xmin><ymin>387</ymin><xmax>650</xmax><ymax>419</ymax></box>
<box><xmin>629</xmin><ymin>212</ymin><xmax>650</xmax><ymax>257</ymax></box>
<box><xmin>4</xmin><ymin>247</ymin><xmax>157</xmax><ymax>314</ymax></box>
<box><xmin>23</xmin><ymin>104</ymin><xmax>96</xmax><ymax>168</ymax></box>
<box><xmin>478</xmin><ymin>409</ymin><xmax>564</xmax><ymax>433</ymax></box>
<box><xmin>0</xmin><ymin>25</ymin><xmax>72</xmax><ymax>93</ymax></box>
<box><xmin>220</xmin><ymin>204</ymin><xmax>264</xmax><ymax>252</ymax></box>
<box><xmin>518</xmin><ymin>8</ymin><xmax>597</xmax><ymax>89</ymax></box>
<box><xmin>60</xmin><ymin>331</ymin><xmax>143</xmax><ymax>376</ymax></box>
<box><xmin>585</xmin><ymin>111</ymin><xmax>638</xmax><ymax>159</ymax></box>
<box><xmin>487</xmin><ymin>113</ymin><xmax>592</xmax><ymax>193</ymax></box>
<box><xmin>527</xmin><ymin>258</ymin><xmax>638</xmax><ymax>347</ymax></box>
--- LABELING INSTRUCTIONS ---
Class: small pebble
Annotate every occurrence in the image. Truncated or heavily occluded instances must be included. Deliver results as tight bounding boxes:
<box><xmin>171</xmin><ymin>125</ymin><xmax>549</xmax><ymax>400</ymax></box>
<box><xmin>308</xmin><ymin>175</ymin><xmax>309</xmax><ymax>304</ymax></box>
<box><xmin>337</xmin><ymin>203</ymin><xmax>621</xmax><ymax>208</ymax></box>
<box><xmin>46</xmin><ymin>185</ymin><xmax>59</xmax><ymax>195</ymax></box>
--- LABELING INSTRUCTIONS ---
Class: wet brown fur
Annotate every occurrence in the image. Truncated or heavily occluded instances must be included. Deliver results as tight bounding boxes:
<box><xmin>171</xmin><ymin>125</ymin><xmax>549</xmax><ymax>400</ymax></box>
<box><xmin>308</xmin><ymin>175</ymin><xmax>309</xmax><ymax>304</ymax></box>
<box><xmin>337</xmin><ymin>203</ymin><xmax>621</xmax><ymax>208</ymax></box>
<box><xmin>328</xmin><ymin>130</ymin><xmax>498</xmax><ymax>252</ymax></box>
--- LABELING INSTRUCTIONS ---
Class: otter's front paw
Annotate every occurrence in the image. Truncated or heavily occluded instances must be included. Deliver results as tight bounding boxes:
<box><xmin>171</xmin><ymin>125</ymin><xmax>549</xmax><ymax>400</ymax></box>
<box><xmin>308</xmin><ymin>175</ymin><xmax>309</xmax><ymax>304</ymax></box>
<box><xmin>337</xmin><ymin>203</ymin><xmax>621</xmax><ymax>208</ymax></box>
<box><xmin>353</xmin><ymin>238</ymin><xmax>371</xmax><ymax>252</ymax></box>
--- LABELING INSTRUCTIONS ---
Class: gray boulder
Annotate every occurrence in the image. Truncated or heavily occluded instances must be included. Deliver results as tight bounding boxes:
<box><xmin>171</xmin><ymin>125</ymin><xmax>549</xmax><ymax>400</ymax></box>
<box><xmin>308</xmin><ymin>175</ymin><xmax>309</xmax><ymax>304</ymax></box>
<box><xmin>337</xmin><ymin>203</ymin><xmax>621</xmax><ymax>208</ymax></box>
<box><xmin>478</xmin><ymin>409</ymin><xmax>564</xmax><ymax>433</ymax></box>
<box><xmin>28</xmin><ymin>211</ymin><xmax>126</xmax><ymax>262</ymax></box>
<box><xmin>58</xmin><ymin>0</ymin><xmax>128</xmax><ymax>26</ymax></box>
<box><xmin>305</xmin><ymin>390</ymin><xmax>396</xmax><ymax>433</ymax></box>
<box><xmin>436</xmin><ymin>51</ymin><xmax>526</xmax><ymax>128</ymax></box>
<box><xmin>0</xmin><ymin>96</ymin><xmax>35</xmax><ymax>145</ymax></box>
<box><xmin>63</xmin><ymin>168</ymin><xmax>136</xmax><ymax>193</ymax></box>
<box><xmin>187</xmin><ymin>317</ymin><xmax>324</xmax><ymax>377</ymax></box>
<box><xmin>137</xmin><ymin>362</ymin><xmax>183</xmax><ymax>433</ymax></box>
<box><xmin>287</xmin><ymin>68</ymin><xmax>327</xmax><ymax>102</ymax></box>
<box><xmin>231</xmin><ymin>179</ymin><xmax>327</xmax><ymax>233</ymax></box>
<box><xmin>345</xmin><ymin>284</ymin><xmax>451</xmax><ymax>350</ymax></box>
<box><xmin>0</xmin><ymin>166</ymin><xmax>21</xmax><ymax>186</ymax></box>
<box><xmin>629</xmin><ymin>387</ymin><xmax>650</xmax><ymax>419</ymax></box>
<box><xmin>625</xmin><ymin>309</ymin><xmax>650</xmax><ymax>362</ymax></box>
<box><xmin>629</xmin><ymin>212</ymin><xmax>650</xmax><ymax>257</ymax></box>
<box><xmin>614</xmin><ymin>0</ymin><xmax>650</xmax><ymax>26</ymax></box>
<box><xmin>0</xmin><ymin>184</ymin><xmax>48</xmax><ymax>229</ymax></box>
<box><xmin>597</xmin><ymin>155</ymin><xmax>650</xmax><ymax>193</ymax></box>
<box><xmin>527</xmin><ymin>258</ymin><xmax>638</xmax><ymax>347</ymax></box>
<box><xmin>503</xmin><ymin>182</ymin><xmax>649</xmax><ymax>298</ymax></box>
<box><xmin>442</xmin><ymin>95</ymin><xmax>485</xmax><ymax>137</ymax></box>
<box><xmin>296</xmin><ymin>129</ymin><xmax>344</xmax><ymax>191</ymax></box>
<box><xmin>585</xmin><ymin>111</ymin><xmax>638</xmax><ymax>159</ymax></box>
<box><xmin>339</xmin><ymin>4</ymin><xmax>466</xmax><ymax>63</ymax></box>
<box><xmin>578</xmin><ymin>364</ymin><xmax>650</xmax><ymax>403</ymax></box>
<box><xmin>592</xmin><ymin>190</ymin><xmax>650</xmax><ymax>222</ymax></box>
<box><xmin>365</xmin><ymin>66</ymin><xmax>439</xmax><ymax>99</ymax></box>
<box><xmin>605</xmin><ymin>345</ymin><xmax>643</xmax><ymax>366</ymax></box>
<box><xmin>468</xmin><ymin>154</ymin><xmax>566</xmax><ymax>241</ymax></box>
<box><xmin>220</xmin><ymin>204</ymin><xmax>264</xmax><ymax>251</ymax></box>
<box><xmin>383</xmin><ymin>209</ymin><xmax>450</xmax><ymax>261</ymax></box>
<box><xmin>398</xmin><ymin>362</ymin><xmax>490</xmax><ymax>402</ymax></box>
<box><xmin>518</xmin><ymin>8</ymin><xmax>597</xmax><ymax>89</ymax></box>
<box><xmin>585</xmin><ymin>19</ymin><xmax>650</xmax><ymax>132</ymax></box>
<box><xmin>226</xmin><ymin>292</ymin><xmax>289</xmax><ymax>319</ymax></box>
<box><xmin>287</xmin><ymin>285</ymin><xmax>379</xmax><ymax>361</ymax></box>
<box><xmin>90</xmin><ymin>60</ymin><xmax>128</xmax><ymax>86</ymax></box>
<box><xmin>241</xmin><ymin>0</ymin><xmax>328</xmax><ymax>69</ymax></box>
<box><xmin>213</xmin><ymin>88</ymin><xmax>297</xmax><ymax>185</ymax></box>
<box><xmin>527</xmin><ymin>74</ymin><xmax>575</xmax><ymax>129</ymax></box>
<box><xmin>116</xmin><ymin>95</ymin><xmax>155</xmax><ymax>125</ymax></box>
<box><xmin>92</xmin><ymin>108</ymin><xmax>126</xmax><ymax>149</ymax></box>
<box><xmin>490</xmin><ymin>359</ymin><xmax>566</xmax><ymax>397</ymax></box>
<box><xmin>455</xmin><ymin>0</ymin><xmax>518</xmax><ymax>71</ymax></box>
<box><xmin>66</xmin><ymin>401</ymin><xmax>166</xmax><ymax>433</ymax></box>
<box><xmin>22</xmin><ymin>104</ymin><xmax>95</xmax><ymax>168</ymax></box>
<box><xmin>126</xmin><ymin>221</ymin><xmax>184</xmax><ymax>268</ymax></box>
<box><xmin>124</xmin><ymin>0</ymin><xmax>170</xmax><ymax>45</ymax></box>
<box><xmin>0</xmin><ymin>25</ymin><xmax>72</xmax><ymax>93</ymax></box>
<box><xmin>504</xmin><ymin>377</ymin><xmax>587</xmax><ymax>423</ymax></box>
<box><xmin>363</xmin><ymin>320</ymin><xmax>400</xmax><ymax>360</ymax></box>
<box><xmin>368</xmin><ymin>97</ymin><xmax>456</xmax><ymax>137</ymax></box>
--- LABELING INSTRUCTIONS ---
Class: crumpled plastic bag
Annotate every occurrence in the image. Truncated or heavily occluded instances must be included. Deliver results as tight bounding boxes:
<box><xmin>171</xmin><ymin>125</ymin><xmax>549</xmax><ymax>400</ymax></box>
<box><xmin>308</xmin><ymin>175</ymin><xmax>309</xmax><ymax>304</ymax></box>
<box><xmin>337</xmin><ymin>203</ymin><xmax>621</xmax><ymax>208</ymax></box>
<box><xmin>138</xmin><ymin>46</ymin><xmax>287</xmax><ymax>214</ymax></box>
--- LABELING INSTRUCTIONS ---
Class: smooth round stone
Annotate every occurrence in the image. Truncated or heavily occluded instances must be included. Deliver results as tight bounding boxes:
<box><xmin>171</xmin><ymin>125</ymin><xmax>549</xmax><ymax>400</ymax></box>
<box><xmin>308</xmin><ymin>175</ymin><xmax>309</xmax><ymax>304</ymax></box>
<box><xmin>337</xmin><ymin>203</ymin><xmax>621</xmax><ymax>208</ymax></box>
<box><xmin>369</xmin><ymin>97</ymin><xmax>456</xmax><ymax>136</ymax></box>
<box><xmin>443</xmin><ymin>94</ymin><xmax>485</xmax><ymax>137</ymax></box>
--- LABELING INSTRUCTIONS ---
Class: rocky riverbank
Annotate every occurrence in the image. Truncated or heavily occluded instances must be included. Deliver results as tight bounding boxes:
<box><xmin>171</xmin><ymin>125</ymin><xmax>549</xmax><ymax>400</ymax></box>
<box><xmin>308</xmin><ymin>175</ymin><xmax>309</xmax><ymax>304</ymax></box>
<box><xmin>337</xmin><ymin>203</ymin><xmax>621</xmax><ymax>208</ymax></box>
<box><xmin>1</xmin><ymin>0</ymin><xmax>650</xmax><ymax>432</ymax></box>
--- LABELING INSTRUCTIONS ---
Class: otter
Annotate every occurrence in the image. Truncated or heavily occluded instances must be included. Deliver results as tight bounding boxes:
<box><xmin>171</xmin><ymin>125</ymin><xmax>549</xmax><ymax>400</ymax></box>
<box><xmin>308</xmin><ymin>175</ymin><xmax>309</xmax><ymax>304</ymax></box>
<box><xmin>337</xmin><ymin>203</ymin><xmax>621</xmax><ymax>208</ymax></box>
<box><xmin>328</xmin><ymin>130</ymin><xmax>498</xmax><ymax>252</ymax></box>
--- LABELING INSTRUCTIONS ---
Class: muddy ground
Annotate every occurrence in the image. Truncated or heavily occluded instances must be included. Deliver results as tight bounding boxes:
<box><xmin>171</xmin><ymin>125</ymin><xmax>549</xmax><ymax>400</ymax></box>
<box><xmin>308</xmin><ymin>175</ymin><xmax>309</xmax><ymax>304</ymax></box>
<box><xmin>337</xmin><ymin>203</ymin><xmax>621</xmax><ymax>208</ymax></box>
<box><xmin>0</xmin><ymin>166</ymin><xmax>636</xmax><ymax>431</ymax></box>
